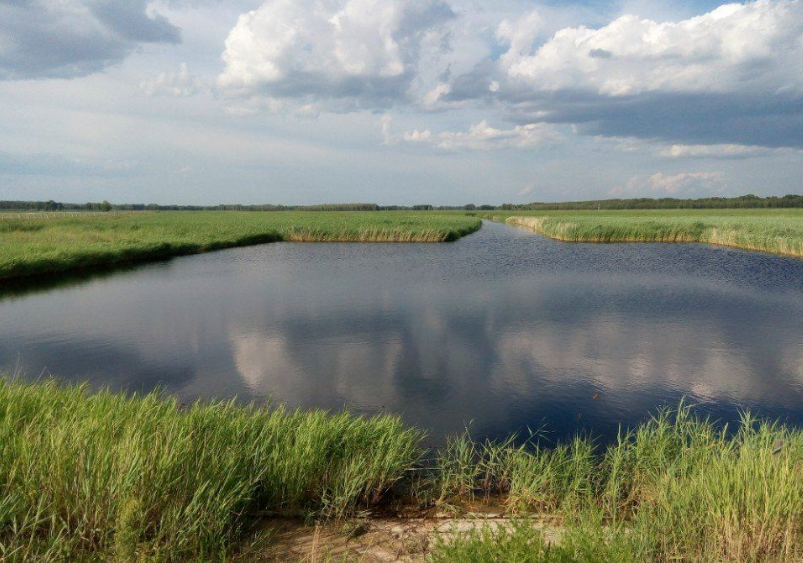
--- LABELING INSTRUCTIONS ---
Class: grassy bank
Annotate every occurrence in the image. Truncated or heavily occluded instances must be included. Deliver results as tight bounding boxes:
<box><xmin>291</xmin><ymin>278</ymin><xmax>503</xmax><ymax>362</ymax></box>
<box><xmin>0</xmin><ymin>211</ymin><xmax>481</xmax><ymax>281</ymax></box>
<box><xmin>479</xmin><ymin>209</ymin><xmax>803</xmax><ymax>259</ymax></box>
<box><xmin>434</xmin><ymin>408</ymin><xmax>803</xmax><ymax>563</ymax></box>
<box><xmin>0</xmin><ymin>380</ymin><xmax>422</xmax><ymax>561</ymax></box>
<box><xmin>2</xmin><ymin>381</ymin><xmax>803</xmax><ymax>562</ymax></box>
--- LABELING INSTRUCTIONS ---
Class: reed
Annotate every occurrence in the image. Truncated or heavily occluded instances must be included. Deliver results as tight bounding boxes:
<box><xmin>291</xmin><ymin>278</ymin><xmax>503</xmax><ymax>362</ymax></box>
<box><xmin>0</xmin><ymin>380</ymin><xmax>422</xmax><ymax>561</ymax></box>
<box><xmin>0</xmin><ymin>211</ymin><xmax>482</xmax><ymax>281</ymax></box>
<box><xmin>497</xmin><ymin>210</ymin><xmax>803</xmax><ymax>258</ymax></box>
<box><xmin>431</xmin><ymin>405</ymin><xmax>803</xmax><ymax>562</ymax></box>
<box><xmin>3</xmin><ymin>381</ymin><xmax>803</xmax><ymax>562</ymax></box>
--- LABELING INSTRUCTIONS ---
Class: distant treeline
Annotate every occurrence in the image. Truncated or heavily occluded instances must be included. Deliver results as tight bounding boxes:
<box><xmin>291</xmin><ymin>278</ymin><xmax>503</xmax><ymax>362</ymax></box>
<box><xmin>505</xmin><ymin>194</ymin><xmax>803</xmax><ymax>210</ymax></box>
<box><xmin>0</xmin><ymin>200</ymin><xmax>498</xmax><ymax>212</ymax></box>
<box><xmin>2</xmin><ymin>194</ymin><xmax>802</xmax><ymax>212</ymax></box>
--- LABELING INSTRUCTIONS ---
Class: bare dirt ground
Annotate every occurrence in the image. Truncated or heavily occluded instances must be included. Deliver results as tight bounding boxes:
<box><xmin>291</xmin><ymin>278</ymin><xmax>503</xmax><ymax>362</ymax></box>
<box><xmin>240</xmin><ymin>515</ymin><xmax>561</xmax><ymax>562</ymax></box>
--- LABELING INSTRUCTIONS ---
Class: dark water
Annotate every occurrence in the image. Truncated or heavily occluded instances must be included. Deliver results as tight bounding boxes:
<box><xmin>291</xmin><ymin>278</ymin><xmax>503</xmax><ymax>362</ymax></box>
<box><xmin>3</xmin><ymin>220</ymin><xmax>803</xmax><ymax>444</ymax></box>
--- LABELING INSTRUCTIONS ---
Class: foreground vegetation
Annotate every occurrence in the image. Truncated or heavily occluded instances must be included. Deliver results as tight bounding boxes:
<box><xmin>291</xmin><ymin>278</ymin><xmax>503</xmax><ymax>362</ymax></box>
<box><xmin>480</xmin><ymin>209</ymin><xmax>803</xmax><ymax>259</ymax></box>
<box><xmin>2</xmin><ymin>381</ymin><xmax>803</xmax><ymax>562</ymax></box>
<box><xmin>0</xmin><ymin>380</ymin><xmax>422</xmax><ymax>561</ymax></box>
<box><xmin>0</xmin><ymin>211</ymin><xmax>481</xmax><ymax>281</ymax></box>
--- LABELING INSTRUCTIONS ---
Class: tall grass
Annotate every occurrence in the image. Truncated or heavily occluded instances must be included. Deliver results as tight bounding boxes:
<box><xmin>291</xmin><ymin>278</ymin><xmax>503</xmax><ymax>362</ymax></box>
<box><xmin>497</xmin><ymin>210</ymin><xmax>803</xmax><ymax>258</ymax></box>
<box><xmin>0</xmin><ymin>211</ymin><xmax>482</xmax><ymax>281</ymax></box>
<box><xmin>3</xmin><ymin>381</ymin><xmax>803</xmax><ymax>561</ymax></box>
<box><xmin>0</xmin><ymin>380</ymin><xmax>422</xmax><ymax>561</ymax></box>
<box><xmin>430</xmin><ymin>405</ymin><xmax>803</xmax><ymax>562</ymax></box>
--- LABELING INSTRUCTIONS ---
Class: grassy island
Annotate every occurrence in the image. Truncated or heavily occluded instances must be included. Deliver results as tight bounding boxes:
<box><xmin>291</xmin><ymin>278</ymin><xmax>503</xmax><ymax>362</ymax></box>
<box><xmin>1</xmin><ymin>380</ymin><xmax>802</xmax><ymax>562</ymax></box>
<box><xmin>480</xmin><ymin>209</ymin><xmax>803</xmax><ymax>259</ymax></box>
<box><xmin>0</xmin><ymin>212</ymin><xmax>482</xmax><ymax>281</ymax></box>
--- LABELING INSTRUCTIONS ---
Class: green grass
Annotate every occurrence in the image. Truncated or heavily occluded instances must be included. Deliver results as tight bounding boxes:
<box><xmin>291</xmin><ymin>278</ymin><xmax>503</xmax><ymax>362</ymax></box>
<box><xmin>431</xmin><ymin>518</ymin><xmax>640</xmax><ymax>563</ymax></box>
<box><xmin>3</xmin><ymin>381</ymin><xmax>803</xmax><ymax>562</ymax></box>
<box><xmin>430</xmin><ymin>405</ymin><xmax>803</xmax><ymax>562</ymax></box>
<box><xmin>0</xmin><ymin>211</ymin><xmax>482</xmax><ymax>281</ymax></box>
<box><xmin>477</xmin><ymin>209</ymin><xmax>803</xmax><ymax>258</ymax></box>
<box><xmin>0</xmin><ymin>380</ymin><xmax>423</xmax><ymax>561</ymax></box>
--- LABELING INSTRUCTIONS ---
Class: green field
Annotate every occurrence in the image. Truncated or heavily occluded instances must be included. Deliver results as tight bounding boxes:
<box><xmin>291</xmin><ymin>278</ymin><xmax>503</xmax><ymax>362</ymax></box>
<box><xmin>0</xmin><ymin>211</ymin><xmax>482</xmax><ymax>281</ymax></box>
<box><xmin>477</xmin><ymin>209</ymin><xmax>803</xmax><ymax>258</ymax></box>
<box><xmin>2</xmin><ymin>380</ymin><xmax>802</xmax><ymax>562</ymax></box>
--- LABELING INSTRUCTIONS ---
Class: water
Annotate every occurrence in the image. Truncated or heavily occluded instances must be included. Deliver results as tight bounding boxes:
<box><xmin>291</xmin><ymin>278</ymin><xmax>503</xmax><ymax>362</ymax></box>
<box><xmin>2</xmin><ymin>220</ymin><xmax>803</xmax><ymax>444</ymax></box>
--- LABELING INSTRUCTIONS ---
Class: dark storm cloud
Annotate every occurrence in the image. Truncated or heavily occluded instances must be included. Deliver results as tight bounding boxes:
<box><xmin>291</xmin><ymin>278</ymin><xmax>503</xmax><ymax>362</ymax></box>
<box><xmin>0</xmin><ymin>0</ymin><xmax>180</xmax><ymax>80</ymax></box>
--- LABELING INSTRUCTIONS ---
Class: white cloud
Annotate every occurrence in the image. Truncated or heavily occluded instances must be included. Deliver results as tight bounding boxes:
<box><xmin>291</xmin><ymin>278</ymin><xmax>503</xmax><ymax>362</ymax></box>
<box><xmin>658</xmin><ymin>143</ymin><xmax>799</xmax><ymax>159</ymax></box>
<box><xmin>496</xmin><ymin>11</ymin><xmax>543</xmax><ymax>70</ymax></box>
<box><xmin>613</xmin><ymin>171</ymin><xmax>726</xmax><ymax>196</ymax></box>
<box><xmin>212</xmin><ymin>0</ymin><xmax>803</xmax><ymax>151</ymax></box>
<box><xmin>401</xmin><ymin>120</ymin><xmax>562</xmax><ymax>151</ymax></box>
<box><xmin>140</xmin><ymin>63</ymin><xmax>204</xmax><ymax>97</ymax></box>
<box><xmin>217</xmin><ymin>0</ymin><xmax>454</xmax><ymax>110</ymax></box>
<box><xmin>499</xmin><ymin>0</ymin><xmax>803</xmax><ymax>97</ymax></box>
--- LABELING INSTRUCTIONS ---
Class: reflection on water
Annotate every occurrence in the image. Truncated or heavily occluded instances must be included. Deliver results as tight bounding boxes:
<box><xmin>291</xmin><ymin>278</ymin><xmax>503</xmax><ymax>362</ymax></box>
<box><xmin>2</xmin><ymin>221</ymin><xmax>803</xmax><ymax>443</ymax></box>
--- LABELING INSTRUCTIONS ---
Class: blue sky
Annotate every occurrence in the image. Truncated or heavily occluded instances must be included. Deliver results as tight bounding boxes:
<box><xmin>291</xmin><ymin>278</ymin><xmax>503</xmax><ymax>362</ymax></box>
<box><xmin>1</xmin><ymin>0</ymin><xmax>802</xmax><ymax>205</ymax></box>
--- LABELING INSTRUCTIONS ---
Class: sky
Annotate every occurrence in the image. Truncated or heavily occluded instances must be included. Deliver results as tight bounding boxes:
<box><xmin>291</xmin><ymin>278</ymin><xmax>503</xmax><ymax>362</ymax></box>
<box><xmin>1</xmin><ymin>0</ymin><xmax>802</xmax><ymax>206</ymax></box>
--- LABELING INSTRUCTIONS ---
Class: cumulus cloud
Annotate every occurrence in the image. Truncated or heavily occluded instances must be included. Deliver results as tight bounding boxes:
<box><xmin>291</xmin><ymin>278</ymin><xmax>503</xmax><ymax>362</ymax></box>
<box><xmin>613</xmin><ymin>171</ymin><xmax>726</xmax><ymax>196</ymax></box>
<box><xmin>464</xmin><ymin>0</ymin><xmax>803</xmax><ymax>149</ymax></box>
<box><xmin>0</xmin><ymin>0</ymin><xmax>180</xmax><ymax>80</ymax></box>
<box><xmin>401</xmin><ymin>120</ymin><xmax>562</xmax><ymax>151</ymax></box>
<box><xmin>217</xmin><ymin>0</ymin><xmax>455</xmax><ymax>110</ymax></box>
<box><xmin>212</xmin><ymin>0</ymin><xmax>803</xmax><ymax>151</ymax></box>
<box><xmin>500</xmin><ymin>0</ymin><xmax>803</xmax><ymax>97</ymax></box>
<box><xmin>140</xmin><ymin>63</ymin><xmax>204</xmax><ymax>97</ymax></box>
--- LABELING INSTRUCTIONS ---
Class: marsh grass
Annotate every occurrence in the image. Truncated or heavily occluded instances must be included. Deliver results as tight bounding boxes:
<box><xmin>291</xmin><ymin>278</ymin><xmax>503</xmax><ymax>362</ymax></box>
<box><xmin>498</xmin><ymin>211</ymin><xmax>803</xmax><ymax>258</ymax></box>
<box><xmin>431</xmin><ymin>405</ymin><xmax>803</xmax><ymax>562</ymax></box>
<box><xmin>0</xmin><ymin>211</ymin><xmax>482</xmax><ymax>281</ymax></box>
<box><xmin>0</xmin><ymin>380</ymin><xmax>422</xmax><ymax>561</ymax></box>
<box><xmin>3</xmin><ymin>381</ymin><xmax>803</xmax><ymax>562</ymax></box>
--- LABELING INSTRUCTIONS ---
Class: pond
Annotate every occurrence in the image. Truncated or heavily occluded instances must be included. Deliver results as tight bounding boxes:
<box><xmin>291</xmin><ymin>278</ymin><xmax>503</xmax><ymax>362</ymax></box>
<box><xmin>3</xmin><ymin>220</ymin><xmax>803</xmax><ymax>444</ymax></box>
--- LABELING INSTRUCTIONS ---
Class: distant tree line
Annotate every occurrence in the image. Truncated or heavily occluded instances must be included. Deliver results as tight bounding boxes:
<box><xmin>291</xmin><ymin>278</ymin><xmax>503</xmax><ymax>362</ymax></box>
<box><xmin>2</xmin><ymin>194</ymin><xmax>801</xmax><ymax>213</ymax></box>
<box><xmin>0</xmin><ymin>200</ymin><xmax>121</xmax><ymax>212</ymax></box>
<box><xmin>0</xmin><ymin>200</ymin><xmax>499</xmax><ymax>212</ymax></box>
<box><xmin>0</xmin><ymin>201</ymin><xmax>383</xmax><ymax>212</ymax></box>
<box><xmin>502</xmin><ymin>194</ymin><xmax>803</xmax><ymax>210</ymax></box>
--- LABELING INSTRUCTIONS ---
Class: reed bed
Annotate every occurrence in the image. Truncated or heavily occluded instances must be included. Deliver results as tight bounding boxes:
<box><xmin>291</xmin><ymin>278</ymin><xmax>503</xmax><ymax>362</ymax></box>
<box><xmin>0</xmin><ymin>380</ymin><xmax>422</xmax><ymax>561</ymax></box>
<box><xmin>0</xmin><ymin>211</ymin><xmax>481</xmax><ymax>281</ymax></box>
<box><xmin>2</xmin><ymin>381</ymin><xmax>803</xmax><ymax>562</ymax></box>
<box><xmin>500</xmin><ymin>210</ymin><xmax>803</xmax><ymax>258</ymax></box>
<box><xmin>431</xmin><ymin>406</ymin><xmax>803</xmax><ymax>562</ymax></box>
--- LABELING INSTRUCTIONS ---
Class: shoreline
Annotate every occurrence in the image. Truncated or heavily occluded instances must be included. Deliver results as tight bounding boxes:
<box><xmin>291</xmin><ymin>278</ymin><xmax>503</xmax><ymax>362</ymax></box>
<box><xmin>499</xmin><ymin>214</ymin><xmax>803</xmax><ymax>259</ymax></box>
<box><xmin>0</xmin><ymin>212</ymin><xmax>482</xmax><ymax>282</ymax></box>
<box><xmin>2</xmin><ymin>379</ymin><xmax>802</xmax><ymax>562</ymax></box>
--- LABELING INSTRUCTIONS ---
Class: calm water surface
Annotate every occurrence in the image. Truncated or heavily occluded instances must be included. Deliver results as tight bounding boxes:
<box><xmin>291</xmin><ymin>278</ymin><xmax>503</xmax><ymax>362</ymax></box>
<box><xmin>3</xmin><ymin>220</ymin><xmax>803</xmax><ymax>443</ymax></box>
